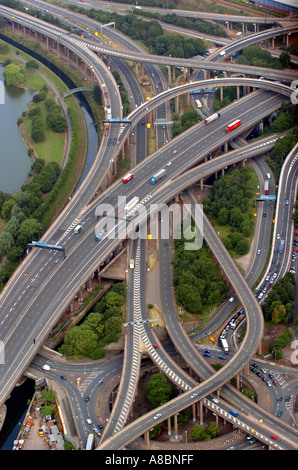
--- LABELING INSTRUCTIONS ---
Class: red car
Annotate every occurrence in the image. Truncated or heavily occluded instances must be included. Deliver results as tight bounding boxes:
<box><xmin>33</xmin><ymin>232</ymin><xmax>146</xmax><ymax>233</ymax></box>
<box><xmin>273</xmin><ymin>379</ymin><xmax>278</xmax><ymax>386</ymax></box>
<box><xmin>153</xmin><ymin>344</ymin><xmax>158</xmax><ymax>349</ymax></box>
<box><xmin>270</xmin><ymin>435</ymin><xmax>277</xmax><ymax>440</ymax></box>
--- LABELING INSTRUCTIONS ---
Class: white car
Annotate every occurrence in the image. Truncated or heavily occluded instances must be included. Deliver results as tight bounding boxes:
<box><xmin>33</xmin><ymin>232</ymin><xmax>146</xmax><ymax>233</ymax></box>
<box><xmin>191</xmin><ymin>392</ymin><xmax>198</xmax><ymax>399</ymax></box>
<box><xmin>212</xmin><ymin>398</ymin><xmax>219</xmax><ymax>404</ymax></box>
<box><xmin>277</xmin><ymin>234</ymin><xmax>280</xmax><ymax>239</ymax></box>
<box><xmin>229</xmin><ymin>297</ymin><xmax>235</xmax><ymax>303</ymax></box>
<box><xmin>153</xmin><ymin>413</ymin><xmax>161</xmax><ymax>420</ymax></box>
<box><xmin>86</xmin><ymin>419</ymin><xmax>92</xmax><ymax>425</ymax></box>
<box><xmin>166</xmin><ymin>161</ymin><xmax>172</xmax><ymax>166</ymax></box>
<box><xmin>42</xmin><ymin>364</ymin><xmax>50</xmax><ymax>371</ymax></box>
<box><xmin>257</xmin><ymin>249</ymin><xmax>261</xmax><ymax>255</ymax></box>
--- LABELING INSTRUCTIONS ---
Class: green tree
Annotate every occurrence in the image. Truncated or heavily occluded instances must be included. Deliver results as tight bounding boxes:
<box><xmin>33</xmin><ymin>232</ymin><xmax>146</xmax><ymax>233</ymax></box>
<box><xmin>190</xmin><ymin>425</ymin><xmax>208</xmax><ymax>441</ymax></box>
<box><xmin>26</xmin><ymin>59</ymin><xmax>39</xmax><ymax>70</ymax></box>
<box><xmin>145</xmin><ymin>373</ymin><xmax>174</xmax><ymax>409</ymax></box>
<box><xmin>3</xmin><ymin>63</ymin><xmax>24</xmax><ymax>86</ymax></box>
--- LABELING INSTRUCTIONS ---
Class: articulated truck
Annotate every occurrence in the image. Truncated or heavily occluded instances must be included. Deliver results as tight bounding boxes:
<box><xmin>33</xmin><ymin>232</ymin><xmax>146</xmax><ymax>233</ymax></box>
<box><xmin>151</xmin><ymin>169</ymin><xmax>166</xmax><ymax>184</ymax></box>
<box><xmin>225</xmin><ymin>119</ymin><xmax>241</xmax><ymax>133</ymax></box>
<box><xmin>204</xmin><ymin>113</ymin><xmax>220</xmax><ymax>124</ymax></box>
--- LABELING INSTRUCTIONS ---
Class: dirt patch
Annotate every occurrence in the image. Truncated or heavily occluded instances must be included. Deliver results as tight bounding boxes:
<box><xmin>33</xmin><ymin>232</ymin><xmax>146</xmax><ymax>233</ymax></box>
<box><xmin>261</xmin><ymin>324</ymin><xmax>296</xmax><ymax>366</ymax></box>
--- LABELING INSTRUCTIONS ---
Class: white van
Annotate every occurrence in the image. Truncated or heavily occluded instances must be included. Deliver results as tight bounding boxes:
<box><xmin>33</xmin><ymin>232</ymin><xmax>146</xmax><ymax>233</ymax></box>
<box><xmin>42</xmin><ymin>364</ymin><xmax>51</xmax><ymax>371</ymax></box>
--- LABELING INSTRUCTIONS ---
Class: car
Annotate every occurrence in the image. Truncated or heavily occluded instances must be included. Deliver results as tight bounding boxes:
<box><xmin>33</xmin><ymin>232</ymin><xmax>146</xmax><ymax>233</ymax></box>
<box><xmin>261</xmin><ymin>368</ymin><xmax>268</xmax><ymax>374</ymax></box>
<box><xmin>262</xmin><ymin>377</ymin><xmax>267</xmax><ymax>383</ymax></box>
<box><xmin>42</xmin><ymin>365</ymin><xmax>51</xmax><ymax>371</ymax></box>
<box><xmin>60</xmin><ymin>375</ymin><xmax>66</xmax><ymax>380</ymax></box>
<box><xmin>55</xmin><ymin>258</ymin><xmax>60</xmax><ymax>263</ymax></box>
<box><xmin>274</xmin><ymin>248</ymin><xmax>278</xmax><ymax>254</ymax></box>
<box><xmin>218</xmin><ymin>355</ymin><xmax>226</xmax><ymax>360</ymax></box>
<box><xmin>151</xmin><ymin>73</ymin><xmax>154</xmax><ymax>78</ymax></box>
<box><xmin>263</xmin><ymin>213</ymin><xmax>267</xmax><ymax>217</ymax></box>
<box><xmin>191</xmin><ymin>392</ymin><xmax>198</xmax><ymax>399</ymax></box>
<box><xmin>276</xmin><ymin>410</ymin><xmax>283</xmax><ymax>417</ymax></box>
<box><xmin>285</xmin><ymin>396</ymin><xmax>291</xmax><ymax>402</ymax></box>
<box><xmin>268</xmin><ymin>373</ymin><xmax>274</xmax><ymax>380</ymax></box>
<box><xmin>97</xmin><ymin>380</ymin><xmax>103</xmax><ymax>386</ymax></box>
<box><xmin>258</xmin><ymin>293</ymin><xmax>263</xmax><ymax>299</ymax></box>
<box><xmin>273</xmin><ymin>273</ymin><xmax>277</xmax><ymax>278</ymax></box>
<box><xmin>173</xmin><ymin>150</ymin><xmax>177</xmax><ymax>154</ymax></box>
<box><xmin>277</xmin><ymin>234</ymin><xmax>280</xmax><ymax>239</ymax></box>
<box><xmin>164</xmin><ymin>241</ymin><xmax>168</xmax><ymax>247</ymax></box>
<box><xmin>162</xmin><ymin>124</ymin><xmax>166</xmax><ymax>129</ymax></box>
<box><xmin>277</xmin><ymin>395</ymin><xmax>282</xmax><ymax>402</ymax></box>
<box><xmin>166</xmin><ymin>161</ymin><xmax>172</xmax><ymax>166</ymax></box>
<box><xmin>265</xmin><ymin>275</ymin><xmax>270</xmax><ymax>281</ymax></box>
<box><xmin>98</xmin><ymin>423</ymin><xmax>103</xmax><ymax>429</ymax></box>
<box><xmin>212</xmin><ymin>398</ymin><xmax>219</xmax><ymax>404</ymax></box>
<box><xmin>246</xmin><ymin>434</ymin><xmax>253</xmax><ymax>440</ymax></box>
<box><xmin>273</xmin><ymin>379</ymin><xmax>278</xmax><ymax>386</ymax></box>
<box><xmin>153</xmin><ymin>344</ymin><xmax>158</xmax><ymax>349</ymax></box>
<box><xmin>154</xmin><ymin>413</ymin><xmax>162</xmax><ymax>420</ymax></box>
<box><xmin>229</xmin><ymin>297</ymin><xmax>235</xmax><ymax>303</ymax></box>
<box><xmin>272</xmin><ymin>258</ymin><xmax>276</xmax><ymax>264</ymax></box>
<box><xmin>270</xmin><ymin>435</ymin><xmax>277</xmax><ymax>440</ymax></box>
<box><xmin>252</xmin><ymin>363</ymin><xmax>258</xmax><ymax>368</ymax></box>
<box><xmin>266</xmin><ymin>381</ymin><xmax>272</xmax><ymax>387</ymax></box>
<box><xmin>285</xmin><ymin>200</ymin><xmax>289</xmax><ymax>205</ymax></box>
<box><xmin>257</xmin><ymin>249</ymin><xmax>261</xmax><ymax>255</ymax></box>
<box><xmin>84</xmin><ymin>396</ymin><xmax>89</xmax><ymax>402</ymax></box>
<box><xmin>203</xmin><ymin>352</ymin><xmax>211</xmax><ymax>357</ymax></box>
<box><xmin>227</xmin><ymin>446</ymin><xmax>235</xmax><ymax>450</ymax></box>
<box><xmin>249</xmin><ymin>437</ymin><xmax>257</xmax><ymax>444</ymax></box>
<box><xmin>86</xmin><ymin>419</ymin><xmax>92</xmax><ymax>425</ymax></box>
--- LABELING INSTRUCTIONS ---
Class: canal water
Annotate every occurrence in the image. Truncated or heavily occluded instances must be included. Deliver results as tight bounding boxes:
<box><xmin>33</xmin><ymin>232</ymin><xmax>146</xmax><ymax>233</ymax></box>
<box><xmin>0</xmin><ymin>64</ymin><xmax>35</xmax><ymax>194</ymax></box>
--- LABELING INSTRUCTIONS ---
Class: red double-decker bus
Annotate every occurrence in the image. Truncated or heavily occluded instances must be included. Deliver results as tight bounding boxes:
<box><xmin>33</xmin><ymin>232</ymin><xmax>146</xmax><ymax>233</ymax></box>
<box><xmin>122</xmin><ymin>173</ymin><xmax>134</xmax><ymax>183</ymax></box>
<box><xmin>225</xmin><ymin>119</ymin><xmax>241</xmax><ymax>133</ymax></box>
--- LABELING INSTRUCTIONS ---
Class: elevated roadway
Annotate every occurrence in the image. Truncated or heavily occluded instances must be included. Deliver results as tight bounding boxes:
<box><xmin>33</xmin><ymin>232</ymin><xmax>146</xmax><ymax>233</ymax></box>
<box><xmin>1</xmin><ymin>5</ymin><xmax>297</xmax><ymax>82</ymax></box>
<box><xmin>69</xmin><ymin>0</ymin><xmax>298</xmax><ymax>25</ymax></box>
<box><xmin>0</xmin><ymin>88</ymin><xmax>287</xmax><ymax>409</ymax></box>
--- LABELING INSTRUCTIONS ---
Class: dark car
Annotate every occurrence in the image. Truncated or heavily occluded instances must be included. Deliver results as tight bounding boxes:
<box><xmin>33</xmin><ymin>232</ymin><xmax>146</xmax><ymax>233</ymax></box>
<box><xmin>85</xmin><ymin>396</ymin><xmax>89</xmax><ymax>402</ymax></box>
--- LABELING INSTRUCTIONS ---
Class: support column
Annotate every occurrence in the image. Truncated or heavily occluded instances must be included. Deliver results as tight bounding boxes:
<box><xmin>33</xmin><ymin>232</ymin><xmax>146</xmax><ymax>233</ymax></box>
<box><xmin>144</xmin><ymin>431</ymin><xmax>150</xmax><ymax>448</ymax></box>
<box><xmin>174</xmin><ymin>413</ymin><xmax>179</xmax><ymax>439</ymax></box>
<box><xmin>235</xmin><ymin>373</ymin><xmax>240</xmax><ymax>390</ymax></box>
<box><xmin>199</xmin><ymin>401</ymin><xmax>203</xmax><ymax>425</ymax></box>
<box><xmin>175</xmin><ymin>95</ymin><xmax>179</xmax><ymax>113</ymax></box>
<box><xmin>259</xmin><ymin>120</ymin><xmax>264</xmax><ymax>132</ymax></box>
<box><xmin>237</xmin><ymin>85</ymin><xmax>240</xmax><ymax>100</ymax></box>
<box><xmin>167</xmin><ymin>417</ymin><xmax>171</xmax><ymax>436</ymax></box>
<box><xmin>167</xmin><ymin>66</ymin><xmax>171</xmax><ymax>84</ymax></box>
<box><xmin>192</xmin><ymin>403</ymin><xmax>196</xmax><ymax>422</ymax></box>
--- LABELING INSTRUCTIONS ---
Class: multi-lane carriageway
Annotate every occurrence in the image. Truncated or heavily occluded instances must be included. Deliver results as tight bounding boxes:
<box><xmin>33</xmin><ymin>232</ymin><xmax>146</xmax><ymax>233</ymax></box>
<box><xmin>1</xmin><ymin>4</ymin><xmax>298</xmax><ymax>83</ymax></box>
<box><xmin>0</xmin><ymin>4</ymin><xmax>296</xmax><ymax>452</ymax></box>
<box><xmin>1</xmin><ymin>90</ymin><xmax>296</xmax><ymax>450</ymax></box>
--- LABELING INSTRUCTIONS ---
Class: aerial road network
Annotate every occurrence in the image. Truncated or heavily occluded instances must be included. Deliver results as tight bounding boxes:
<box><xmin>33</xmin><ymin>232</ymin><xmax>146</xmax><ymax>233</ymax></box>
<box><xmin>0</xmin><ymin>0</ymin><xmax>297</xmax><ymax>455</ymax></box>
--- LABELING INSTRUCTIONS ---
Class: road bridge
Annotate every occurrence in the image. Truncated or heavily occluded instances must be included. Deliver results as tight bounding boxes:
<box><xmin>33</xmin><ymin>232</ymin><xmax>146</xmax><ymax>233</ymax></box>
<box><xmin>1</xmin><ymin>6</ymin><xmax>297</xmax><ymax>83</ymax></box>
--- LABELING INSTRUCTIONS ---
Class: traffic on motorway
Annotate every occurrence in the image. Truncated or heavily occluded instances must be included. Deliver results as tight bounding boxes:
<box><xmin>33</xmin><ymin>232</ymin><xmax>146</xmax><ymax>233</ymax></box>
<box><xmin>0</xmin><ymin>0</ymin><xmax>297</xmax><ymax>452</ymax></box>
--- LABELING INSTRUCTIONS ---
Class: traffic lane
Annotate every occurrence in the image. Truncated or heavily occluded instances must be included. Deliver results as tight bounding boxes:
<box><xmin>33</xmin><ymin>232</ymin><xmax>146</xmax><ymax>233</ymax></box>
<box><xmin>0</xmin><ymin>98</ymin><xmax>288</xmax><ymax>400</ymax></box>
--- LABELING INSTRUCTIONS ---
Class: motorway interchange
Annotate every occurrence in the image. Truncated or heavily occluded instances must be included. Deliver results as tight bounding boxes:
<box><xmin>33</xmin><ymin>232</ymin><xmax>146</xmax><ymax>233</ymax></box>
<box><xmin>0</xmin><ymin>0</ymin><xmax>298</xmax><ymax>451</ymax></box>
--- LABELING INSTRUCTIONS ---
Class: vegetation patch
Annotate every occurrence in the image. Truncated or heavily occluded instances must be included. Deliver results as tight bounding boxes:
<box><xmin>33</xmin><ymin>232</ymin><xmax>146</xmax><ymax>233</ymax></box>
<box><xmin>173</xmin><ymin>235</ymin><xmax>229</xmax><ymax>316</ymax></box>
<box><xmin>203</xmin><ymin>166</ymin><xmax>258</xmax><ymax>256</ymax></box>
<box><xmin>58</xmin><ymin>283</ymin><xmax>126</xmax><ymax>359</ymax></box>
